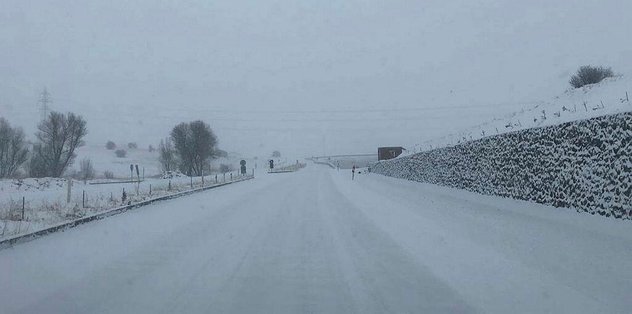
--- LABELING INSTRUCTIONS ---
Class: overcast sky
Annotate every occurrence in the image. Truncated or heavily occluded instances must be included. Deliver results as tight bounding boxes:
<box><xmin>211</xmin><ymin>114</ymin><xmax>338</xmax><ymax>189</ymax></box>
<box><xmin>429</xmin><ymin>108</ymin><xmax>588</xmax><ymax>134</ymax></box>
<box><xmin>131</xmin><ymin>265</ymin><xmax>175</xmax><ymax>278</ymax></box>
<box><xmin>1</xmin><ymin>0</ymin><xmax>630</xmax><ymax>157</ymax></box>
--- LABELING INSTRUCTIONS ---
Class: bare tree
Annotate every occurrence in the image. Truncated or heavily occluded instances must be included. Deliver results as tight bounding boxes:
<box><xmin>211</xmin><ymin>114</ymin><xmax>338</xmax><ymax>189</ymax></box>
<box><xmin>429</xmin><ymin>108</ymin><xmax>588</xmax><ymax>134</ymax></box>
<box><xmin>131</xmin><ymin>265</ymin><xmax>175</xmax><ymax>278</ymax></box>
<box><xmin>158</xmin><ymin>138</ymin><xmax>177</xmax><ymax>172</ymax></box>
<box><xmin>171</xmin><ymin>120</ymin><xmax>218</xmax><ymax>176</ymax></box>
<box><xmin>0</xmin><ymin>118</ymin><xmax>29</xmax><ymax>178</ymax></box>
<box><xmin>31</xmin><ymin>111</ymin><xmax>87</xmax><ymax>177</ymax></box>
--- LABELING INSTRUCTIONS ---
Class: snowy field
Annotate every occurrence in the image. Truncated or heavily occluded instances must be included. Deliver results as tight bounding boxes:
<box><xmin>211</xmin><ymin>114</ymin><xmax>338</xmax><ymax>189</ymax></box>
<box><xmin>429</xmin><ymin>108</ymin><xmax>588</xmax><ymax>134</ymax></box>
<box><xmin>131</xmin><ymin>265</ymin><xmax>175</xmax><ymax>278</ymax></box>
<box><xmin>0</xmin><ymin>139</ymin><xmax>256</xmax><ymax>239</ymax></box>
<box><xmin>71</xmin><ymin>144</ymin><xmax>254</xmax><ymax>178</ymax></box>
<box><xmin>1</xmin><ymin>166</ymin><xmax>630</xmax><ymax>313</ymax></box>
<box><xmin>0</xmin><ymin>171</ymin><xmax>250</xmax><ymax>239</ymax></box>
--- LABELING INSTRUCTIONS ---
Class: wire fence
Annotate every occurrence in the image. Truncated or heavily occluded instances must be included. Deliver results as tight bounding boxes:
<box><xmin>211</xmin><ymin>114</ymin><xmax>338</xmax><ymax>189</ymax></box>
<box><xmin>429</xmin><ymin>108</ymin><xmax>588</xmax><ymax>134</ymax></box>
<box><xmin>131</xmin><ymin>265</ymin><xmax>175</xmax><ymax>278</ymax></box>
<box><xmin>0</xmin><ymin>170</ymin><xmax>254</xmax><ymax>239</ymax></box>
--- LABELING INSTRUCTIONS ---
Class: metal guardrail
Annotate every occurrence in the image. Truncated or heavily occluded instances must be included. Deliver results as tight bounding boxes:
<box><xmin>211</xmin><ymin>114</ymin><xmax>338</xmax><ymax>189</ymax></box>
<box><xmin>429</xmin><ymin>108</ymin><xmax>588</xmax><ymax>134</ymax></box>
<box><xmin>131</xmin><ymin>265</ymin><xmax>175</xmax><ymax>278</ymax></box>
<box><xmin>311</xmin><ymin>153</ymin><xmax>377</xmax><ymax>159</ymax></box>
<box><xmin>89</xmin><ymin>180</ymin><xmax>144</xmax><ymax>185</ymax></box>
<box><xmin>311</xmin><ymin>160</ymin><xmax>336</xmax><ymax>169</ymax></box>
<box><xmin>268</xmin><ymin>163</ymin><xmax>307</xmax><ymax>173</ymax></box>
<box><xmin>0</xmin><ymin>175</ymin><xmax>254</xmax><ymax>250</ymax></box>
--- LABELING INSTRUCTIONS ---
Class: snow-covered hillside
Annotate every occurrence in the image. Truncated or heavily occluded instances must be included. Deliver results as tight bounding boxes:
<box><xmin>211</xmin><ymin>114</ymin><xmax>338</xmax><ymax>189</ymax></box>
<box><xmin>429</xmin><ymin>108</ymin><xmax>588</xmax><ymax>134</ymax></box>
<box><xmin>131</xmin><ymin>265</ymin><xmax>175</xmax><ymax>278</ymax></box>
<box><xmin>74</xmin><ymin>144</ymin><xmax>162</xmax><ymax>178</ymax></box>
<box><xmin>408</xmin><ymin>76</ymin><xmax>632</xmax><ymax>153</ymax></box>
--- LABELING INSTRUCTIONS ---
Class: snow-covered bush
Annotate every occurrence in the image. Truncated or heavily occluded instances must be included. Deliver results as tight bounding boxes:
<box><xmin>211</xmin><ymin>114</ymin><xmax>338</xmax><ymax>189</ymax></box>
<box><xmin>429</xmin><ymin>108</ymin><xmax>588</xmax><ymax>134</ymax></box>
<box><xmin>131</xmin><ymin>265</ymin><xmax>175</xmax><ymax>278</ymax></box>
<box><xmin>219</xmin><ymin>164</ymin><xmax>233</xmax><ymax>173</ymax></box>
<box><xmin>570</xmin><ymin>65</ymin><xmax>614</xmax><ymax>88</ymax></box>
<box><xmin>127</xmin><ymin>142</ymin><xmax>138</xmax><ymax>149</ymax></box>
<box><xmin>105</xmin><ymin>141</ymin><xmax>116</xmax><ymax>150</ymax></box>
<box><xmin>114</xmin><ymin>149</ymin><xmax>127</xmax><ymax>158</ymax></box>
<box><xmin>161</xmin><ymin>170</ymin><xmax>185</xmax><ymax>179</ymax></box>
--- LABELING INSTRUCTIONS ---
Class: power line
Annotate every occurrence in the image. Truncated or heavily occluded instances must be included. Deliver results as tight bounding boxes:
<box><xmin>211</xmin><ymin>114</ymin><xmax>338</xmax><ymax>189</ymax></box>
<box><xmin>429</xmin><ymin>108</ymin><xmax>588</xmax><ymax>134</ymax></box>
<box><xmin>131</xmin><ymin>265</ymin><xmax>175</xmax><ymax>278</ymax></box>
<box><xmin>179</xmin><ymin>102</ymin><xmax>541</xmax><ymax>115</ymax></box>
<box><xmin>52</xmin><ymin>95</ymin><xmax>541</xmax><ymax>115</ymax></box>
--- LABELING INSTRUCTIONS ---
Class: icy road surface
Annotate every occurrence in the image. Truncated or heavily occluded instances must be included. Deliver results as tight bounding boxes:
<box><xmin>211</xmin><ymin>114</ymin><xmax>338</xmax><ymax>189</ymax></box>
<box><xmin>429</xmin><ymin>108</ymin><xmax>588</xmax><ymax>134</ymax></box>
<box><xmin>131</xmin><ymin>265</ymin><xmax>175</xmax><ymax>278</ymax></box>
<box><xmin>1</xmin><ymin>166</ymin><xmax>631</xmax><ymax>313</ymax></box>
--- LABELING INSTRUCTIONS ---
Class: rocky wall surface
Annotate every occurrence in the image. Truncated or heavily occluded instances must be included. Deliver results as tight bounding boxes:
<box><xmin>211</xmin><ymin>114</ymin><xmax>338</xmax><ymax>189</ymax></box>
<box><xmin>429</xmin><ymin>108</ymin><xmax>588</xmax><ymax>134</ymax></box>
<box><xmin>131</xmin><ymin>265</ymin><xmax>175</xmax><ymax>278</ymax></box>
<box><xmin>373</xmin><ymin>112</ymin><xmax>632</xmax><ymax>219</ymax></box>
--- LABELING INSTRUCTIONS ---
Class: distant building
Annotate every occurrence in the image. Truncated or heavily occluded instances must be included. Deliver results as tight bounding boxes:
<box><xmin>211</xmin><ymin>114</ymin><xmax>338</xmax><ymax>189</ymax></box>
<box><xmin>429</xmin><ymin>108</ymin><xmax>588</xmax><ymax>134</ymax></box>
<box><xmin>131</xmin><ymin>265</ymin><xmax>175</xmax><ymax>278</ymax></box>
<box><xmin>378</xmin><ymin>147</ymin><xmax>405</xmax><ymax>161</ymax></box>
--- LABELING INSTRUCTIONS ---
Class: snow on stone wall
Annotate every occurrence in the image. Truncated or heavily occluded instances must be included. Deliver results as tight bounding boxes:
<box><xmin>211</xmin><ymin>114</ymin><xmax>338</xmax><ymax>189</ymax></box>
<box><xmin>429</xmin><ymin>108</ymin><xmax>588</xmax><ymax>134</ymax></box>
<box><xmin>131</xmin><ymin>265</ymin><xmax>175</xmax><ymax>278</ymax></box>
<box><xmin>373</xmin><ymin>112</ymin><xmax>632</xmax><ymax>219</ymax></box>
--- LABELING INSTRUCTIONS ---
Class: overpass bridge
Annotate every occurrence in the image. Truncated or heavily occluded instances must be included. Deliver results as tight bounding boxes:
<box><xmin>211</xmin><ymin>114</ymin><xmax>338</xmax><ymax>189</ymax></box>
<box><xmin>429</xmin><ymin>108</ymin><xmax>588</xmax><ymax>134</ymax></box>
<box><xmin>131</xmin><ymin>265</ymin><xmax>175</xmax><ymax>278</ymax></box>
<box><xmin>310</xmin><ymin>154</ymin><xmax>378</xmax><ymax>169</ymax></box>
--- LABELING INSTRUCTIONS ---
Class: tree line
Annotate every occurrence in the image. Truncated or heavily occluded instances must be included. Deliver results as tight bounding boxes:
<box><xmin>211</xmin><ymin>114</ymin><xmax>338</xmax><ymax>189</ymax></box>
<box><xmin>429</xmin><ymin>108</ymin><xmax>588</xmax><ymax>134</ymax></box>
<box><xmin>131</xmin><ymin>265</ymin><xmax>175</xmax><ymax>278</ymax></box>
<box><xmin>2</xmin><ymin>112</ymin><xmax>223</xmax><ymax>179</ymax></box>
<box><xmin>0</xmin><ymin>112</ymin><xmax>87</xmax><ymax>178</ymax></box>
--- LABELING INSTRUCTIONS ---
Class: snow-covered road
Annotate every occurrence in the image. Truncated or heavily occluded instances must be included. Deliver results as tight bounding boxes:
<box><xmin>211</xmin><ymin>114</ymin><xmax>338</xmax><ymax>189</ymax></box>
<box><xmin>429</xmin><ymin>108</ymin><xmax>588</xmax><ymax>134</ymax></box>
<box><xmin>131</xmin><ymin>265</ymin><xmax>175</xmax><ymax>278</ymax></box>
<box><xmin>1</xmin><ymin>166</ymin><xmax>631</xmax><ymax>313</ymax></box>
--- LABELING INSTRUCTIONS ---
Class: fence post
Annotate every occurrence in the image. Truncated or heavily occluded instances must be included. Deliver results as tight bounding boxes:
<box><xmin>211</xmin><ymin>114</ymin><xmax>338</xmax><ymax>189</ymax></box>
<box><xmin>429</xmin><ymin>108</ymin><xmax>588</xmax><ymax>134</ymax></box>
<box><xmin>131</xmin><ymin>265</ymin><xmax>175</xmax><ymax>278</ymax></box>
<box><xmin>190</xmin><ymin>176</ymin><xmax>193</xmax><ymax>189</ymax></box>
<box><xmin>82</xmin><ymin>190</ymin><xmax>85</xmax><ymax>208</ymax></box>
<box><xmin>627</xmin><ymin>91</ymin><xmax>629</xmax><ymax>102</ymax></box>
<box><xmin>66</xmin><ymin>178</ymin><xmax>73</xmax><ymax>204</ymax></box>
<box><xmin>230</xmin><ymin>173</ymin><xmax>233</xmax><ymax>181</ymax></box>
<box><xmin>149</xmin><ymin>184</ymin><xmax>152</xmax><ymax>195</ymax></box>
<box><xmin>223</xmin><ymin>173</ymin><xmax>226</xmax><ymax>182</ymax></box>
<box><xmin>215</xmin><ymin>174</ymin><xmax>218</xmax><ymax>184</ymax></box>
<box><xmin>22</xmin><ymin>196</ymin><xmax>25</xmax><ymax>221</ymax></box>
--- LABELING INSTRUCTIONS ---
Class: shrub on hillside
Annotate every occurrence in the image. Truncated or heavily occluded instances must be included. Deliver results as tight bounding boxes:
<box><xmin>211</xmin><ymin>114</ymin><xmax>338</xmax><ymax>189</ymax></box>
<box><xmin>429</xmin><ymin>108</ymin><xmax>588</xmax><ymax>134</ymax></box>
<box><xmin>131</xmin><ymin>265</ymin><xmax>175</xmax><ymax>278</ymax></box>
<box><xmin>104</xmin><ymin>170</ymin><xmax>114</xmax><ymax>179</ymax></box>
<box><xmin>158</xmin><ymin>139</ymin><xmax>177</xmax><ymax>173</ymax></box>
<box><xmin>219</xmin><ymin>164</ymin><xmax>233</xmax><ymax>173</ymax></box>
<box><xmin>127</xmin><ymin>142</ymin><xmax>138</xmax><ymax>149</ymax></box>
<box><xmin>569</xmin><ymin>65</ymin><xmax>614</xmax><ymax>88</ymax></box>
<box><xmin>105</xmin><ymin>141</ymin><xmax>116</xmax><ymax>150</ymax></box>
<box><xmin>78</xmin><ymin>158</ymin><xmax>95</xmax><ymax>182</ymax></box>
<box><xmin>115</xmin><ymin>149</ymin><xmax>127</xmax><ymax>158</ymax></box>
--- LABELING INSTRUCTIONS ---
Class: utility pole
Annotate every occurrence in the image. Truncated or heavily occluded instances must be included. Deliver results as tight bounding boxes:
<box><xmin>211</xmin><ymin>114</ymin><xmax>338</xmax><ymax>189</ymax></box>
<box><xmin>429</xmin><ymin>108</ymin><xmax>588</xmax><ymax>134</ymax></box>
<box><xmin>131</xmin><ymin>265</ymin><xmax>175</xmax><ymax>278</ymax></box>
<box><xmin>38</xmin><ymin>88</ymin><xmax>52</xmax><ymax>121</ymax></box>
